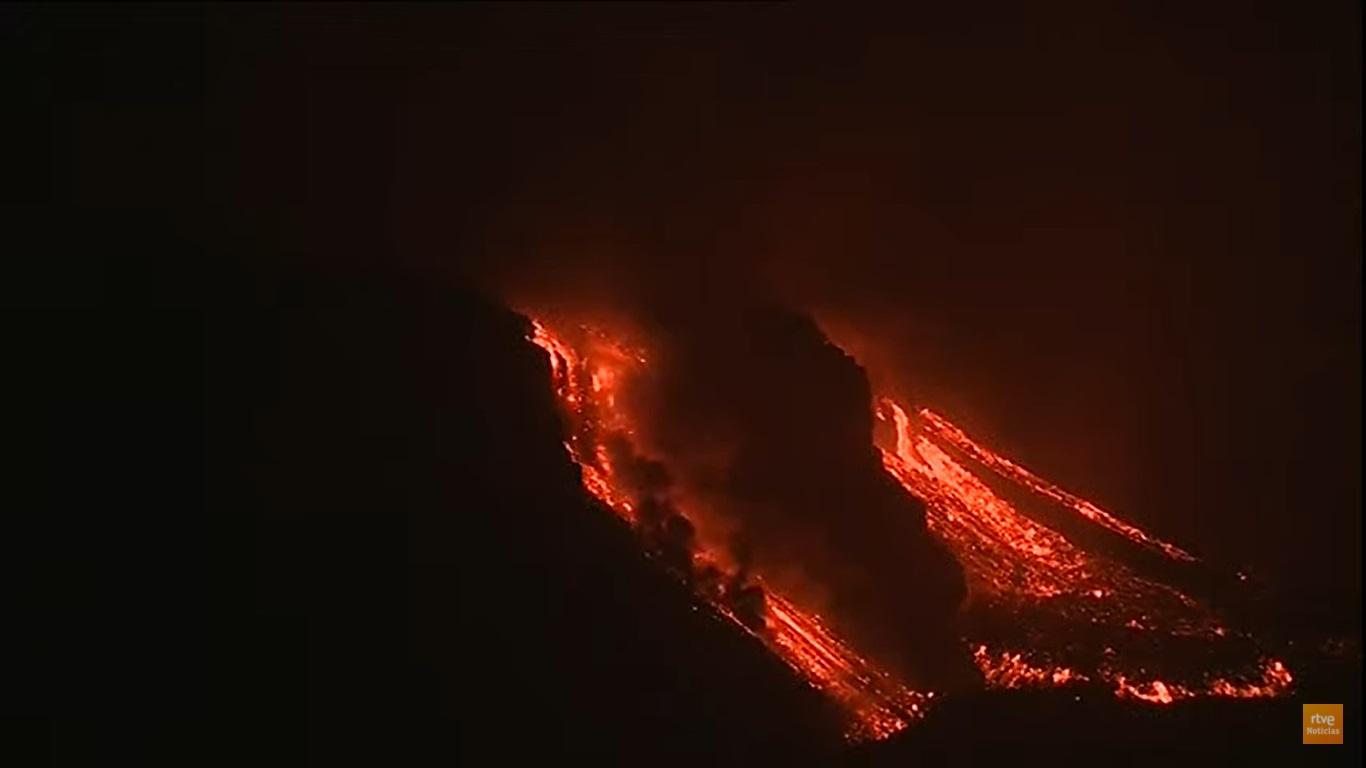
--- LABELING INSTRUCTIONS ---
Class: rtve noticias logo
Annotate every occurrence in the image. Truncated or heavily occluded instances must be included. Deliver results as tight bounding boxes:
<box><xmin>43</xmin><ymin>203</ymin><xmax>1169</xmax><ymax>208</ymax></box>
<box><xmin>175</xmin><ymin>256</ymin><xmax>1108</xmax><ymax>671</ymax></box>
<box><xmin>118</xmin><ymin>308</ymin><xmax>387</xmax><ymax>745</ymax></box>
<box><xmin>1303</xmin><ymin>704</ymin><xmax>1344</xmax><ymax>745</ymax></box>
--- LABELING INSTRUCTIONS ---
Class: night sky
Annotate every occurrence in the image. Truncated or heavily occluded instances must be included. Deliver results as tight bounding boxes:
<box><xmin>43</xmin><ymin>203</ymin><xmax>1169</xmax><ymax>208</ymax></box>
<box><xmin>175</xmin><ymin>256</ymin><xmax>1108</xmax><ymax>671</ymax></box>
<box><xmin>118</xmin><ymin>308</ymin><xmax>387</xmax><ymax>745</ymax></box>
<box><xmin>9</xmin><ymin>3</ymin><xmax>1361</xmax><ymax>765</ymax></box>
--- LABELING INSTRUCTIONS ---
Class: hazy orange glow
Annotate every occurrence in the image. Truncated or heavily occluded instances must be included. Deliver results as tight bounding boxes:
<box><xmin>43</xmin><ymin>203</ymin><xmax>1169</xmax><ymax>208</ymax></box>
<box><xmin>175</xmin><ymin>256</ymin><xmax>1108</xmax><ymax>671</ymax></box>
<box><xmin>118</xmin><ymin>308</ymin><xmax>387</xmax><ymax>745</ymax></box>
<box><xmin>527</xmin><ymin>316</ymin><xmax>1292</xmax><ymax>742</ymax></box>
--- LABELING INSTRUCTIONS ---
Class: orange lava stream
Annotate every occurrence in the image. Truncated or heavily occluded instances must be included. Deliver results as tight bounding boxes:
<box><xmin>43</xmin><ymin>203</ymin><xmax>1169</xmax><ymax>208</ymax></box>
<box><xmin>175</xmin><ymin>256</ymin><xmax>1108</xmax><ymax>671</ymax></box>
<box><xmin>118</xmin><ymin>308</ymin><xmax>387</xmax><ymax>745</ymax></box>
<box><xmin>879</xmin><ymin>399</ymin><xmax>1091</xmax><ymax>599</ymax></box>
<box><xmin>917</xmin><ymin>408</ymin><xmax>1196</xmax><ymax>562</ymax></box>
<box><xmin>875</xmin><ymin>397</ymin><xmax>1292</xmax><ymax>703</ymax></box>
<box><xmin>528</xmin><ymin>319</ymin><xmax>929</xmax><ymax>742</ymax></box>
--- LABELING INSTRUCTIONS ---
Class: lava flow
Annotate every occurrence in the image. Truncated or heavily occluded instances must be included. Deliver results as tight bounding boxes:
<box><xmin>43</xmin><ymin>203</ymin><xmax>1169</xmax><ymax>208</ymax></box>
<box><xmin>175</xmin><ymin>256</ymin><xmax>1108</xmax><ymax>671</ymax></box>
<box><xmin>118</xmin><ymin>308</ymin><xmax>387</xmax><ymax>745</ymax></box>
<box><xmin>916</xmin><ymin>408</ymin><xmax>1196</xmax><ymax>563</ymax></box>
<box><xmin>873</xmin><ymin>396</ymin><xmax>1293</xmax><ymax>704</ymax></box>
<box><xmin>526</xmin><ymin>315</ymin><xmax>1293</xmax><ymax>743</ymax></box>
<box><xmin>528</xmin><ymin>318</ymin><xmax>930</xmax><ymax>742</ymax></box>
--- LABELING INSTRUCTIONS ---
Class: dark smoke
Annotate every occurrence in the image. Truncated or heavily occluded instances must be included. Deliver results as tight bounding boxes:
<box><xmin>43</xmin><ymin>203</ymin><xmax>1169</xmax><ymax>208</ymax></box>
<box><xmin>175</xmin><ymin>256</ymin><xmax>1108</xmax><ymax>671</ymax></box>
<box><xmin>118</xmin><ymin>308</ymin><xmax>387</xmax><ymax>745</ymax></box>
<box><xmin>599</xmin><ymin>433</ymin><xmax>692</xmax><ymax>577</ymax></box>
<box><xmin>531</xmin><ymin>269</ymin><xmax>977</xmax><ymax>683</ymax></box>
<box><xmin>602</xmin><ymin>421</ymin><xmax>765</xmax><ymax>628</ymax></box>
<box><xmin>623</xmin><ymin>293</ymin><xmax>979</xmax><ymax>691</ymax></box>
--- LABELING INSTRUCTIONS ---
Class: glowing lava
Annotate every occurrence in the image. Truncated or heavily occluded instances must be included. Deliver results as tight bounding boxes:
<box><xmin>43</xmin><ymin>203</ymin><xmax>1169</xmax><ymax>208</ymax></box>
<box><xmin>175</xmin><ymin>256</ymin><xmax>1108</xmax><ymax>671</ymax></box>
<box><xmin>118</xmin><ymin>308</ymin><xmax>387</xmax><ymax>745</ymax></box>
<box><xmin>916</xmin><ymin>408</ymin><xmax>1196</xmax><ymax>562</ymax></box>
<box><xmin>874</xmin><ymin>397</ymin><xmax>1291</xmax><ymax>704</ymax></box>
<box><xmin>528</xmin><ymin>318</ymin><xmax>930</xmax><ymax>742</ymax></box>
<box><xmin>526</xmin><ymin>315</ymin><xmax>1292</xmax><ymax>743</ymax></box>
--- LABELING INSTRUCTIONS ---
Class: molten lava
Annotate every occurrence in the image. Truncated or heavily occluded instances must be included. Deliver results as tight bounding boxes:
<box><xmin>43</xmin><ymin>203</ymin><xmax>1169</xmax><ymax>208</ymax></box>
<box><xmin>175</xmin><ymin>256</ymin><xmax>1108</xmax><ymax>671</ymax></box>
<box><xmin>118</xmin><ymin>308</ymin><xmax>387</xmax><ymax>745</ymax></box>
<box><xmin>529</xmin><ymin>318</ymin><xmax>930</xmax><ymax>742</ymax></box>
<box><xmin>874</xmin><ymin>398</ymin><xmax>1291</xmax><ymax>704</ymax></box>
<box><xmin>526</xmin><ymin>315</ymin><xmax>1292</xmax><ymax>743</ymax></box>
<box><xmin>916</xmin><ymin>408</ymin><xmax>1196</xmax><ymax>562</ymax></box>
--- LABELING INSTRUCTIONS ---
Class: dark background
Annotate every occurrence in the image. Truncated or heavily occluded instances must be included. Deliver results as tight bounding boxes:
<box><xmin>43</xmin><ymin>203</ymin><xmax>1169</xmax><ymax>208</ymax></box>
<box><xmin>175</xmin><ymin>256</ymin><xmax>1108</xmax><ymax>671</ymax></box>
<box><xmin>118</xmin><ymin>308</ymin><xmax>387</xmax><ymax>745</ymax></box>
<box><xmin>6</xmin><ymin>3</ymin><xmax>1360</xmax><ymax>765</ymax></box>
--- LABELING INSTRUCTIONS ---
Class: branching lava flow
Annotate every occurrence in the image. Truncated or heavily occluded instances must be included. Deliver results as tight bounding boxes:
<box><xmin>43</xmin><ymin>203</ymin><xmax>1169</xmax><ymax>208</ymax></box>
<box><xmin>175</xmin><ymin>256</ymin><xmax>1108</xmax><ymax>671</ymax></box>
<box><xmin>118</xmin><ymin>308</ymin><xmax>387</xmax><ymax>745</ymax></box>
<box><xmin>526</xmin><ymin>316</ymin><xmax>1292</xmax><ymax>742</ymax></box>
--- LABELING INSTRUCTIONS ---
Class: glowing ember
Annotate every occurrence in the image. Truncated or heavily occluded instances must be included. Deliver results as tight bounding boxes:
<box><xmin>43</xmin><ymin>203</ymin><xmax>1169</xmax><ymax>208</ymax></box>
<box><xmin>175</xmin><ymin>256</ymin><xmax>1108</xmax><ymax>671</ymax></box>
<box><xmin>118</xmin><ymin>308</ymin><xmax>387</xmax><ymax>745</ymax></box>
<box><xmin>973</xmin><ymin>644</ymin><xmax>1088</xmax><ymax>688</ymax></box>
<box><xmin>1204</xmin><ymin>659</ymin><xmax>1294</xmax><ymax>699</ymax></box>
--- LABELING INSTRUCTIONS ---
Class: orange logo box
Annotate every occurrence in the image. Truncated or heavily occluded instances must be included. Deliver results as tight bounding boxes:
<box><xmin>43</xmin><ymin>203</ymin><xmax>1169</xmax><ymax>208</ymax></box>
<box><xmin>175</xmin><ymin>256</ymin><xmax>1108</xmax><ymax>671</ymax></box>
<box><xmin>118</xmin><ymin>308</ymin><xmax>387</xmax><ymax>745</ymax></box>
<box><xmin>1303</xmin><ymin>704</ymin><xmax>1344</xmax><ymax>745</ymax></box>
